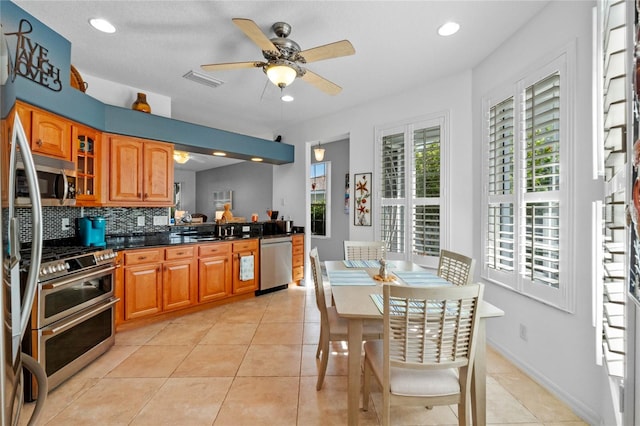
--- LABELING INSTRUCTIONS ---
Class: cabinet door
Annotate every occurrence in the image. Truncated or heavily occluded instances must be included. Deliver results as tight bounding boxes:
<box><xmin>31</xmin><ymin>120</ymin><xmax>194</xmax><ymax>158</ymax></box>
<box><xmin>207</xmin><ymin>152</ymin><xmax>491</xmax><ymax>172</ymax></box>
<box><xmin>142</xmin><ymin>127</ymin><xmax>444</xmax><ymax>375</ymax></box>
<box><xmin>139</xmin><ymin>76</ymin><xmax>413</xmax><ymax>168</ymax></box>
<box><xmin>143</xmin><ymin>141</ymin><xmax>173</xmax><ymax>203</ymax></box>
<box><xmin>31</xmin><ymin>108</ymin><xmax>71</xmax><ymax>160</ymax></box>
<box><xmin>124</xmin><ymin>263</ymin><xmax>162</xmax><ymax>320</ymax></box>
<box><xmin>73</xmin><ymin>124</ymin><xmax>101</xmax><ymax>205</ymax></box>
<box><xmin>163</xmin><ymin>259</ymin><xmax>197</xmax><ymax>311</ymax></box>
<box><xmin>198</xmin><ymin>256</ymin><xmax>231</xmax><ymax>303</ymax></box>
<box><xmin>110</xmin><ymin>136</ymin><xmax>143</xmax><ymax>202</ymax></box>
<box><xmin>232</xmin><ymin>251</ymin><xmax>259</xmax><ymax>294</ymax></box>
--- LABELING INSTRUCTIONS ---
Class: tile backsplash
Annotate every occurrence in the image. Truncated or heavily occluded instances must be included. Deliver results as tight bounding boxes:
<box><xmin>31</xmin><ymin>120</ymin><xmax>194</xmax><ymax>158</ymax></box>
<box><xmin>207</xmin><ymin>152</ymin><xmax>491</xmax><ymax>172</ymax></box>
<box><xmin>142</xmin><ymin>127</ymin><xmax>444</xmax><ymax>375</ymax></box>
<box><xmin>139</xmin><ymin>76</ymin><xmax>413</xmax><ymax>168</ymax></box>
<box><xmin>14</xmin><ymin>206</ymin><xmax>172</xmax><ymax>242</ymax></box>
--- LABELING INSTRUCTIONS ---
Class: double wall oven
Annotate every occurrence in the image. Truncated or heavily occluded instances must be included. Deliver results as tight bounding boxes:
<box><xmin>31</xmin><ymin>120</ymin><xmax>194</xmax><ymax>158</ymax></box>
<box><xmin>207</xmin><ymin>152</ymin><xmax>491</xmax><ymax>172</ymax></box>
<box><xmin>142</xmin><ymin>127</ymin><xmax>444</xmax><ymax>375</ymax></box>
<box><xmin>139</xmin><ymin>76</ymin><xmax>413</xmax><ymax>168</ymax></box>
<box><xmin>20</xmin><ymin>242</ymin><xmax>118</xmax><ymax>401</ymax></box>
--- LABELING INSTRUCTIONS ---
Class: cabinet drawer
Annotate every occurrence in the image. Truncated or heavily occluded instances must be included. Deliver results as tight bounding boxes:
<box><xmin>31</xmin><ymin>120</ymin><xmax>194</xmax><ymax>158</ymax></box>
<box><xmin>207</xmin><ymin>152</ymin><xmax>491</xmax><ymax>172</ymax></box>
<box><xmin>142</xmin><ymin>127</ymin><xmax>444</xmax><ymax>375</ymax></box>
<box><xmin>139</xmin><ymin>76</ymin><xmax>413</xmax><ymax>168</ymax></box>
<box><xmin>292</xmin><ymin>245</ymin><xmax>304</xmax><ymax>256</ymax></box>
<box><xmin>232</xmin><ymin>239</ymin><xmax>258</xmax><ymax>252</ymax></box>
<box><xmin>293</xmin><ymin>254</ymin><xmax>304</xmax><ymax>268</ymax></box>
<box><xmin>165</xmin><ymin>246</ymin><xmax>195</xmax><ymax>260</ymax></box>
<box><xmin>293</xmin><ymin>265</ymin><xmax>304</xmax><ymax>281</ymax></box>
<box><xmin>124</xmin><ymin>248</ymin><xmax>164</xmax><ymax>265</ymax></box>
<box><xmin>199</xmin><ymin>243</ymin><xmax>231</xmax><ymax>257</ymax></box>
<box><xmin>292</xmin><ymin>235</ymin><xmax>304</xmax><ymax>246</ymax></box>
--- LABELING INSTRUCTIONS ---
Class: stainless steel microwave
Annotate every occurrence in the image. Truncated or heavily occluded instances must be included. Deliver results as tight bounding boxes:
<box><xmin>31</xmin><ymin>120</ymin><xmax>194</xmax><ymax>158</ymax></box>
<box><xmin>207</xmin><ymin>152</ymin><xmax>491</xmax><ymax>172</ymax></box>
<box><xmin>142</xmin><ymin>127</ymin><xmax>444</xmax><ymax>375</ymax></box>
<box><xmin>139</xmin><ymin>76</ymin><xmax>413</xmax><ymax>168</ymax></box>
<box><xmin>15</xmin><ymin>152</ymin><xmax>76</xmax><ymax>206</ymax></box>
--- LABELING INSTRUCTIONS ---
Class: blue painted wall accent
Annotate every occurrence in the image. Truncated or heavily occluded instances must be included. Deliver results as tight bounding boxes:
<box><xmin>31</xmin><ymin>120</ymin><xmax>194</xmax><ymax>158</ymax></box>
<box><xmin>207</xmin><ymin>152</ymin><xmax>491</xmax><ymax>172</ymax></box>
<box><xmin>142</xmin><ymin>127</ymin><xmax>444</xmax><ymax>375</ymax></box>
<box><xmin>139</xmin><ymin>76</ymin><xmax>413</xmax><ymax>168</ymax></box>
<box><xmin>0</xmin><ymin>0</ymin><xmax>294</xmax><ymax>164</ymax></box>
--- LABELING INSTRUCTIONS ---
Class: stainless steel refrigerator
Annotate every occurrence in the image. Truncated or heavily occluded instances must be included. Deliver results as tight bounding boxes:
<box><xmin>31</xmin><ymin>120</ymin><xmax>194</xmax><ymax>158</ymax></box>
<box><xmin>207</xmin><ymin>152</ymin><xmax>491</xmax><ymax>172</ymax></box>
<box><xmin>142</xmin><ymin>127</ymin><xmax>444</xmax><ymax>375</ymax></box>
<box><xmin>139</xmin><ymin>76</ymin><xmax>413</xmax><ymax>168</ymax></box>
<box><xmin>1</xmin><ymin>113</ymin><xmax>47</xmax><ymax>425</ymax></box>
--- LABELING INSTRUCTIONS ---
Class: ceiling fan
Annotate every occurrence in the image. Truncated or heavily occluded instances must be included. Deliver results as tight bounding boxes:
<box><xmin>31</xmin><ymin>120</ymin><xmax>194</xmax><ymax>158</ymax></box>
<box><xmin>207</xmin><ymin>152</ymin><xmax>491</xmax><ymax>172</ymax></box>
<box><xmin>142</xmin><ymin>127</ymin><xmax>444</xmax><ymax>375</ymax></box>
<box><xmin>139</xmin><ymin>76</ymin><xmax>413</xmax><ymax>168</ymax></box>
<box><xmin>201</xmin><ymin>18</ymin><xmax>355</xmax><ymax>95</ymax></box>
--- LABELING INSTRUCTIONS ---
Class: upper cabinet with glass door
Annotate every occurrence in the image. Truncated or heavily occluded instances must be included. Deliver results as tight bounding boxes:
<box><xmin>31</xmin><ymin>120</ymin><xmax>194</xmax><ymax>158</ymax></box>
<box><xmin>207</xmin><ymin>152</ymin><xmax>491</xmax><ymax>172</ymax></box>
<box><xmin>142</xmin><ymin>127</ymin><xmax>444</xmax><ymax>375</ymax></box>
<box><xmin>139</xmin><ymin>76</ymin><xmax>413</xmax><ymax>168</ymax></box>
<box><xmin>73</xmin><ymin>124</ymin><xmax>101</xmax><ymax>206</ymax></box>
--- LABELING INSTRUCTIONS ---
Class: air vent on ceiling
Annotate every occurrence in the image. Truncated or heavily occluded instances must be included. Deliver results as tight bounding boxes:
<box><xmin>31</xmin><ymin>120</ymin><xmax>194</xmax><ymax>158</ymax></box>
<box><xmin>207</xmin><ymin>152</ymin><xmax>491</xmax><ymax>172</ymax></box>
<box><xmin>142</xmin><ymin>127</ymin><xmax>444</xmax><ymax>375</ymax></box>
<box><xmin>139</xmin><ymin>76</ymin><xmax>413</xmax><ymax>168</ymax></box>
<box><xmin>183</xmin><ymin>70</ymin><xmax>224</xmax><ymax>88</ymax></box>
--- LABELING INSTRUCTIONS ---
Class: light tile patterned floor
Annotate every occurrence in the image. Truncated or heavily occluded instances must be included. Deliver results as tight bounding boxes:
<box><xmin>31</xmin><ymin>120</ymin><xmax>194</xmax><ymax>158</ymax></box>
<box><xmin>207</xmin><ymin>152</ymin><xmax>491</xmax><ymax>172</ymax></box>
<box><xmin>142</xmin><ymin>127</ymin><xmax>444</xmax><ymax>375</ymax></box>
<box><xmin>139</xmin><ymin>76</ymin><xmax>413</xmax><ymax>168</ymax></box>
<box><xmin>20</xmin><ymin>285</ymin><xmax>587</xmax><ymax>425</ymax></box>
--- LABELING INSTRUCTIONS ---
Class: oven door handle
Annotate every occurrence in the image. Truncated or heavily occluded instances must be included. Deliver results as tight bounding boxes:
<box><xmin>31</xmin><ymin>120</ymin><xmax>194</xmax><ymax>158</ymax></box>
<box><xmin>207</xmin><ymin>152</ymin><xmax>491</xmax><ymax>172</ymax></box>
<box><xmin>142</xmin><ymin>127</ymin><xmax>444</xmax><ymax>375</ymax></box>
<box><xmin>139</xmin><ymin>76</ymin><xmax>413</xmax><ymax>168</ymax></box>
<box><xmin>41</xmin><ymin>265</ymin><xmax>117</xmax><ymax>290</ymax></box>
<box><xmin>42</xmin><ymin>297</ymin><xmax>119</xmax><ymax>336</ymax></box>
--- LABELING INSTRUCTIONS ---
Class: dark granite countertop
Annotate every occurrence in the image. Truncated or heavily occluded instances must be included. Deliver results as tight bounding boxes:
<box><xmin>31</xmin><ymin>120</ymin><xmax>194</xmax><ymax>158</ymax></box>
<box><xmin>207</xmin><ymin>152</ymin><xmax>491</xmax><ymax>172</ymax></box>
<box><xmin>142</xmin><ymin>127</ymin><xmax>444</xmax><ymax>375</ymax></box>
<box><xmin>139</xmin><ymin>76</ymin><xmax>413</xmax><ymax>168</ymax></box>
<box><xmin>104</xmin><ymin>232</ymin><xmax>261</xmax><ymax>251</ymax></box>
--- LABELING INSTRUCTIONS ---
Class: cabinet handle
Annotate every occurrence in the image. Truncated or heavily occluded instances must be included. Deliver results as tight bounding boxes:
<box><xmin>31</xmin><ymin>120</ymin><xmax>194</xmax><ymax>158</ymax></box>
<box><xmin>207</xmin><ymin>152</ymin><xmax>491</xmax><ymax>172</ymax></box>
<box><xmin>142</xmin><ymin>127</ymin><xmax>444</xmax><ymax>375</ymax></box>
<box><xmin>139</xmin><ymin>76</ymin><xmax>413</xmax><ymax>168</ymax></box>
<box><xmin>138</xmin><ymin>256</ymin><xmax>147</xmax><ymax>260</ymax></box>
<box><xmin>144</xmin><ymin>193</ymin><xmax>148</xmax><ymax>198</ymax></box>
<box><xmin>177</xmin><ymin>251</ymin><xmax>184</xmax><ymax>255</ymax></box>
<box><xmin>157</xmin><ymin>267</ymin><xmax>160</xmax><ymax>273</ymax></box>
<box><xmin>36</xmin><ymin>139</ymin><xmax>43</xmax><ymax>146</ymax></box>
<box><xmin>137</xmin><ymin>193</ymin><xmax>141</xmax><ymax>198</ymax></box>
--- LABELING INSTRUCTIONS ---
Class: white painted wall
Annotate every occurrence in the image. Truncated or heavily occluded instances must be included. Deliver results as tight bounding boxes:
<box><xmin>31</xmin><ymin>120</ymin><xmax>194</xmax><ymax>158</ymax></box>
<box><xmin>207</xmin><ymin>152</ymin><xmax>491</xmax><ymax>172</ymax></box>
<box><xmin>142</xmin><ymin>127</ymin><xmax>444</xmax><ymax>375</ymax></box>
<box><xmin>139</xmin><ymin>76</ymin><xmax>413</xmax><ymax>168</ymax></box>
<box><xmin>471</xmin><ymin>1</ymin><xmax>604</xmax><ymax>424</ymax></box>
<box><xmin>77</xmin><ymin>68</ymin><xmax>172</xmax><ymax>117</ymax></box>
<box><xmin>276</xmin><ymin>1</ymin><xmax>608</xmax><ymax>424</ymax></box>
<box><xmin>275</xmin><ymin>69</ymin><xmax>473</xmax><ymax>255</ymax></box>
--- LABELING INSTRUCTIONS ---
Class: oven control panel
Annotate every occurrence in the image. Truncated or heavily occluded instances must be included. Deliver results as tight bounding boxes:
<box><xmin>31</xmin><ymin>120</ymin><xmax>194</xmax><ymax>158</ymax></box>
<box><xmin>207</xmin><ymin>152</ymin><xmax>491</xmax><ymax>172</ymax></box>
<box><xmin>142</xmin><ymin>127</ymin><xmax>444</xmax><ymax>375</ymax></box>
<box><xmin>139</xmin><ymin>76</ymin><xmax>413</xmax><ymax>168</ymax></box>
<box><xmin>38</xmin><ymin>249</ymin><xmax>117</xmax><ymax>281</ymax></box>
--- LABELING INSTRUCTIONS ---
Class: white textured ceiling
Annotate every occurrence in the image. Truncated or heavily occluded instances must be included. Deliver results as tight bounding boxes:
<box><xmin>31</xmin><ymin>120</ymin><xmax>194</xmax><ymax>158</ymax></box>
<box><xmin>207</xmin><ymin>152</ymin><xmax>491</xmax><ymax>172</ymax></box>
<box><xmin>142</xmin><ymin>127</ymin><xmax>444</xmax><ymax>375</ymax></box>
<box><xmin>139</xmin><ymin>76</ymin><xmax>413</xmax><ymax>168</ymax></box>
<box><xmin>13</xmin><ymin>0</ymin><xmax>549</xmax><ymax>170</ymax></box>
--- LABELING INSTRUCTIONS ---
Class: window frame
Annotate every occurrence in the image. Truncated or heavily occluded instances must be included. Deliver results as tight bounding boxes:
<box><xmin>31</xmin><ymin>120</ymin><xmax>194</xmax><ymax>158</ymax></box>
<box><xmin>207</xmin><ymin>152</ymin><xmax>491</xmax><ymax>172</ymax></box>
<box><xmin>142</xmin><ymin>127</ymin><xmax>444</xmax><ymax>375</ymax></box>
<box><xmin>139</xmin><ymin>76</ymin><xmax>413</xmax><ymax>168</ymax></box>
<box><xmin>310</xmin><ymin>161</ymin><xmax>331</xmax><ymax>238</ymax></box>
<box><xmin>374</xmin><ymin>112</ymin><xmax>450</xmax><ymax>269</ymax></box>
<box><xmin>481</xmin><ymin>44</ymin><xmax>576</xmax><ymax>312</ymax></box>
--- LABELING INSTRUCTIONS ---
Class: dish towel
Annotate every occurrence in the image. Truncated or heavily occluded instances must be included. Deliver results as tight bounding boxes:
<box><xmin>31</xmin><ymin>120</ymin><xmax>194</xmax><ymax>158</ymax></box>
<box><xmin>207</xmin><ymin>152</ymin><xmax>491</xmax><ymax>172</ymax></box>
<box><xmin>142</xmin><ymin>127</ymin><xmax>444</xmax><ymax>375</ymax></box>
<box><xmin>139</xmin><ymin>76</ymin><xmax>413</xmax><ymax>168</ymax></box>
<box><xmin>239</xmin><ymin>255</ymin><xmax>254</xmax><ymax>281</ymax></box>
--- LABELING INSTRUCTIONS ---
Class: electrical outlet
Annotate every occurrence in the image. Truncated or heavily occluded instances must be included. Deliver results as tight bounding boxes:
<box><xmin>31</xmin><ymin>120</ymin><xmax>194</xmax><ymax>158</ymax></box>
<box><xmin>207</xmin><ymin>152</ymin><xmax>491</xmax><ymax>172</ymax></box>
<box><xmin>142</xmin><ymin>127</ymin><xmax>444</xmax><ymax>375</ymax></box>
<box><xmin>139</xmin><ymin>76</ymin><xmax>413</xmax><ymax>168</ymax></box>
<box><xmin>61</xmin><ymin>218</ymin><xmax>70</xmax><ymax>231</ymax></box>
<box><xmin>153</xmin><ymin>216</ymin><xmax>168</xmax><ymax>226</ymax></box>
<box><xmin>137</xmin><ymin>216</ymin><xmax>145</xmax><ymax>227</ymax></box>
<box><xmin>519</xmin><ymin>324</ymin><xmax>528</xmax><ymax>342</ymax></box>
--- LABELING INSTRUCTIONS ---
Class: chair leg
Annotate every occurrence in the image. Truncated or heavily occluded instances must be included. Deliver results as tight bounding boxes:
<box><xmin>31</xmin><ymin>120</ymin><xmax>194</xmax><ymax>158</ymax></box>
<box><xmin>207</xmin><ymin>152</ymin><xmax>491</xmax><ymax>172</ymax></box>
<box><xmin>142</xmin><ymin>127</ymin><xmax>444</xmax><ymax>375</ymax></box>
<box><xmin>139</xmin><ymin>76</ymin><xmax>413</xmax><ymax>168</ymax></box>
<box><xmin>382</xmin><ymin>389</ymin><xmax>390</xmax><ymax>426</ymax></box>
<box><xmin>316</xmin><ymin>334</ymin><xmax>330</xmax><ymax>390</ymax></box>
<box><xmin>315</xmin><ymin>327</ymin><xmax>324</xmax><ymax>359</ymax></box>
<box><xmin>362</xmin><ymin>357</ymin><xmax>371</xmax><ymax>411</ymax></box>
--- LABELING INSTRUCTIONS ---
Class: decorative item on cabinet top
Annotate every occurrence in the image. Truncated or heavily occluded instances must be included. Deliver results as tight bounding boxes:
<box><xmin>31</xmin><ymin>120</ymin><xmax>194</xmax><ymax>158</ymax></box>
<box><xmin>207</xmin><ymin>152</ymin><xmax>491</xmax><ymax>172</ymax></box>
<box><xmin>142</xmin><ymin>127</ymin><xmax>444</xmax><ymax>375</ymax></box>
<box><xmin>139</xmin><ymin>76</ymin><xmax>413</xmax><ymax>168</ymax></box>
<box><xmin>70</xmin><ymin>65</ymin><xmax>87</xmax><ymax>92</ymax></box>
<box><xmin>131</xmin><ymin>92</ymin><xmax>151</xmax><ymax>113</ymax></box>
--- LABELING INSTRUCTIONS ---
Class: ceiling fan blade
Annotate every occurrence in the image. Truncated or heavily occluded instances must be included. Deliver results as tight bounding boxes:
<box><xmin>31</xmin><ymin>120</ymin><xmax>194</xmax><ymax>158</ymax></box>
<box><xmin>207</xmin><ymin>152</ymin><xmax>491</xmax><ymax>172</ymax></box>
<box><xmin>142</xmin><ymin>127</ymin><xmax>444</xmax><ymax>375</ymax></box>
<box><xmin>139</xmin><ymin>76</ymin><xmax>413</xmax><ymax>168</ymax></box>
<box><xmin>299</xmin><ymin>40</ymin><xmax>355</xmax><ymax>63</ymax></box>
<box><xmin>232</xmin><ymin>18</ymin><xmax>278</xmax><ymax>52</ymax></box>
<box><xmin>201</xmin><ymin>61</ymin><xmax>263</xmax><ymax>71</ymax></box>
<box><xmin>301</xmin><ymin>69</ymin><xmax>342</xmax><ymax>95</ymax></box>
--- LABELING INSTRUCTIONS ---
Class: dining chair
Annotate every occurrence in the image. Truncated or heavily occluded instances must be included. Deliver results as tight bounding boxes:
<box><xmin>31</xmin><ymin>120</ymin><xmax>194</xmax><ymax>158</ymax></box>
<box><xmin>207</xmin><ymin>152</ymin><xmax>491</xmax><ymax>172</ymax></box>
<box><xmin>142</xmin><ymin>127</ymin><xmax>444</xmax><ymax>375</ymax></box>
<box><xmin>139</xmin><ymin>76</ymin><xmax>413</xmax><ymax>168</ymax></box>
<box><xmin>362</xmin><ymin>283</ymin><xmax>484</xmax><ymax>426</ymax></box>
<box><xmin>309</xmin><ymin>247</ymin><xmax>383</xmax><ymax>390</ymax></box>
<box><xmin>437</xmin><ymin>249</ymin><xmax>476</xmax><ymax>286</ymax></box>
<box><xmin>343</xmin><ymin>240</ymin><xmax>386</xmax><ymax>261</ymax></box>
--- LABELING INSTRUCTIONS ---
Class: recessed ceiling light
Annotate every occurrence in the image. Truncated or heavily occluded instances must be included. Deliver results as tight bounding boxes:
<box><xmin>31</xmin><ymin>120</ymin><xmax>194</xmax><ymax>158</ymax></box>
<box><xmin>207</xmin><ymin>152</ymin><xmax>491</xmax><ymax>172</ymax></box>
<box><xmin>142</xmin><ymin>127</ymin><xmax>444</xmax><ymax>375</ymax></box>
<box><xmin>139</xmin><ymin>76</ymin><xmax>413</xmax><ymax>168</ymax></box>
<box><xmin>213</xmin><ymin>151</ymin><xmax>227</xmax><ymax>156</ymax></box>
<box><xmin>438</xmin><ymin>21</ymin><xmax>460</xmax><ymax>37</ymax></box>
<box><xmin>251</xmin><ymin>157</ymin><xmax>263</xmax><ymax>162</ymax></box>
<box><xmin>281</xmin><ymin>95</ymin><xmax>294</xmax><ymax>102</ymax></box>
<box><xmin>89</xmin><ymin>18</ymin><xmax>116</xmax><ymax>33</ymax></box>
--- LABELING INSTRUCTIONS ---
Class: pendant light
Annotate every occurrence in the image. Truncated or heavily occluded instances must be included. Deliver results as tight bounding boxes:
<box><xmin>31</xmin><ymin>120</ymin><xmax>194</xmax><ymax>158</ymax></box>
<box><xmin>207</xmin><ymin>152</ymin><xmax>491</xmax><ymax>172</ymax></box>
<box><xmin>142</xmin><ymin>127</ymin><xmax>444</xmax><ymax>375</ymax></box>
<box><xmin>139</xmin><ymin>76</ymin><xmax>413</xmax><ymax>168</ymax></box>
<box><xmin>314</xmin><ymin>142</ymin><xmax>325</xmax><ymax>161</ymax></box>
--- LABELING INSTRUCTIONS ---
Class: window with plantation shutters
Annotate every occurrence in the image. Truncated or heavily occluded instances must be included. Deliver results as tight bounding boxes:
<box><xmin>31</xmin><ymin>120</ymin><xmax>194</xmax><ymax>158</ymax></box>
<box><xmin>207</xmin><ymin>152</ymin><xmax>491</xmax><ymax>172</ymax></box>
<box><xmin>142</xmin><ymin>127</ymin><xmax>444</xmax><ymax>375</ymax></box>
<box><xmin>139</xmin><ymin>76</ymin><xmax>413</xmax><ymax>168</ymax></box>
<box><xmin>487</xmin><ymin>97</ymin><xmax>515</xmax><ymax>273</ymax></box>
<box><xmin>376</xmin><ymin>114</ymin><xmax>448</xmax><ymax>268</ymax></box>
<box><xmin>482</xmin><ymin>47</ymin><xmax>573</xmax><ymax>311</ymax></box>
<box><xmin>522</xmin><ymin>74</ymin><xmax>561</xmax><ymax>290</ymax></box>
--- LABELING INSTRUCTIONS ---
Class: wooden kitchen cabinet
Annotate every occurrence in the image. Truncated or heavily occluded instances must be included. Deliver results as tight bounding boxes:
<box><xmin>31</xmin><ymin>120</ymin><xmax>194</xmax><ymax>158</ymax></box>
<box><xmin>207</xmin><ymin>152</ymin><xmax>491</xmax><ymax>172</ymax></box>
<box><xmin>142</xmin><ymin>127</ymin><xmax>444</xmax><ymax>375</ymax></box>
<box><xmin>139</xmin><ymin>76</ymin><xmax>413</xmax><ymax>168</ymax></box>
<box><xmin>30</xmin><ymin>106</ymin><xmax>72</xmax><ymax>161</ymax></box>
<box><xmin>198</xmin><ymin>242</ymin><xmax>232</xmax><ymax>303</ymax></box>
<box><xmin>123</xmin><ymin>248</ymin><xmax>164</xmax><ymax>320</ymax></box>
<box><xmin>107</xmin><ymin>135</ymin><xmax>173</xmax><ymax>206</ymax></box>
<box><xmin>73</xmin><ymin>124</ymin><xmax>101</xmax><ymax>205</ymax></box>
<box><xmin>292</xmin><ymin>234</ymin><xmax>304</xmax><ymax>284</ymax></box>
<box><xmin>143</xmin><ymin>141</ymin><xmax>173</xmax><ymax>203</ymax></box>
<box><xmin>231</xmin><ymin>239</ymin><xmax>259</xmax><ymax>295</ymax></box>
<box><xmin>163</xmin><ymin>246</ymin><xmax>197</xmax><ymax>311</ymax></box>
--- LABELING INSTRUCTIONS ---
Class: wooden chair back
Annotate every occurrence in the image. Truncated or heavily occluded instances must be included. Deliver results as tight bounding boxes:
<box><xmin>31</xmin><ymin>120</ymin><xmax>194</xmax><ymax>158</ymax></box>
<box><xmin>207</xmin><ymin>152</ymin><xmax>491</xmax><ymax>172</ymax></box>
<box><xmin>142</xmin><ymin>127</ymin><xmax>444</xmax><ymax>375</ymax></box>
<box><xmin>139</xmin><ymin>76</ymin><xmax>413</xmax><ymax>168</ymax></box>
<box><xmin>437</xmin><ymin>249</ymin><xmax>476</xmax><ymax>286</ymax></box>
<box><xmin>343</xmin><ymin>240</ymin><xmax>386</xmax><ymax>261</ymax></box>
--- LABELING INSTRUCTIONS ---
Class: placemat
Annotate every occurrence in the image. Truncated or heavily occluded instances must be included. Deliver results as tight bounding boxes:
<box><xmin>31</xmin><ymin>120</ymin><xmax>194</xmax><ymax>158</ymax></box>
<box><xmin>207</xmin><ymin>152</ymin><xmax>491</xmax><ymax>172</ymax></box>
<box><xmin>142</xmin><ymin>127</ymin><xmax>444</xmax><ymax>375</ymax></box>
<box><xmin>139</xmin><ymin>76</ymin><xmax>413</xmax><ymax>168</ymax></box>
<box><xmin>328</xmin><ymin>270</ymin><xmax>376</xmax><ymax>286</ymax></box>
<box><xmin>393</xmin><ymin>270</ymin><xmax>451</xmax><ymax>286</ymax></box>
<box><xmin>342</xmin><ymin>260</ymin><xmax>392</xmax><ymax>268</ymax></box>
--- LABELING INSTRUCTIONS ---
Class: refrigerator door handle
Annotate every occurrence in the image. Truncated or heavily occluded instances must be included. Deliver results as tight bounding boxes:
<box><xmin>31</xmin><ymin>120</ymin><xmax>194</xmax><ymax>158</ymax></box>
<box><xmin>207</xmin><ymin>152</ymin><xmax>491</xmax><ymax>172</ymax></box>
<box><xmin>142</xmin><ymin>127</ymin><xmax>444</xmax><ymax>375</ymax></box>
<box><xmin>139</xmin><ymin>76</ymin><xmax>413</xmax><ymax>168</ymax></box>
<box><xmin>9</xmin><ymin>113</ymin><xmax>43</xmax><ymax>339</ymax></box>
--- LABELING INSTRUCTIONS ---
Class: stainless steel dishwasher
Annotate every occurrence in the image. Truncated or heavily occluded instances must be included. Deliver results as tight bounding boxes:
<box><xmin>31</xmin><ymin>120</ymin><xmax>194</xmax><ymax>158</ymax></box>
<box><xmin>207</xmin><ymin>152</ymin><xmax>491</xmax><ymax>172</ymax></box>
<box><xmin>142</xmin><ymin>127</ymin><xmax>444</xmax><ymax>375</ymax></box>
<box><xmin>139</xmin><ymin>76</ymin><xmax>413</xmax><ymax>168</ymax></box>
<box><xmin>259</xmin><ymin>236</ymin><xmax>292</xmax><ymax>294</ymax></box>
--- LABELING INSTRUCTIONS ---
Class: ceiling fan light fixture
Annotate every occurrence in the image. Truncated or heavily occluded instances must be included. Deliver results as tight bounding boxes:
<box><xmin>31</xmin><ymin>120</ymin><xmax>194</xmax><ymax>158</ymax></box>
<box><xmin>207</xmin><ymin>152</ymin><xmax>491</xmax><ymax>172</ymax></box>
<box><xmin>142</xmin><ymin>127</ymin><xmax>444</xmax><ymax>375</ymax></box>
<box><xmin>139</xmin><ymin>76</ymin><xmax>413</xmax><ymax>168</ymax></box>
<box><xmin>266</xmin><ymin>63</ymin><xmax>297</xmax><ymax>88</ymax></box>
<box><xmin>173</xmin><ymin>151</ymin><xmax>190</xmax><ymax>164</ymax></box>
<box><xmin>314</xmin><ymin>143</ymin><xmax>325</xmax><ymax>161</ymax></box>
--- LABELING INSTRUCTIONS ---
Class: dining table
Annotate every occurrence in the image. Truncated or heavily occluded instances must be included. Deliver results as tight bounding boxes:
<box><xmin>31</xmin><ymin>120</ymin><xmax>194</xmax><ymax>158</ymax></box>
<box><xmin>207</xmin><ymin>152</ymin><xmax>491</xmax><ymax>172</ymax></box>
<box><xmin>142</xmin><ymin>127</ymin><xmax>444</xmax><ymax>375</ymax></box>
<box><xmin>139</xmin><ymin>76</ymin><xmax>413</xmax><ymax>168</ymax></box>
<box><xmin>325</xmin><ymin>259</ymin><xmax>504</xmax><ymax>426</ymax></box>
